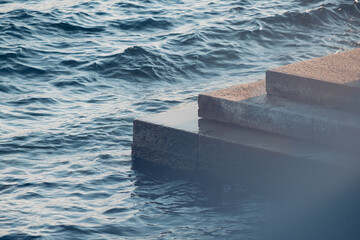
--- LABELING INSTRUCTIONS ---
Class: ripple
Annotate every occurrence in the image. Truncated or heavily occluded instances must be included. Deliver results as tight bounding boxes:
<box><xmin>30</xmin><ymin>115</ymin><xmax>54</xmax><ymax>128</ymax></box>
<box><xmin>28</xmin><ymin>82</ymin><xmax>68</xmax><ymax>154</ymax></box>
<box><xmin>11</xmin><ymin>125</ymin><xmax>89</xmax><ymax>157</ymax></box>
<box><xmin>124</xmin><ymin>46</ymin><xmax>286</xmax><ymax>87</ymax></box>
<box><xmin>82</xmin><ymin>46</ymin><xmax>186</xmax><ymax>82</ymax></box>
<box><xmin>53</xmin><ymin>80</ymin><xmax>86</xmax><ymax>88</ymax></box>
<box><xmin>68</xmin><ymin>192</ymin><xmax>111</xmax><ymax>200</ymax></box>
<box><xmin>0</xmin><ymin>234</ymin><xmax>42</xmax><ymax>240</ymax></box>
<box><xmin>0</xmin><ymin>183</ymin><xmax>15</xmax><ymax>193</ymax></box>
<box><xmin>109</xmin><ymin>17</ymin><xmax>174</xmax><ymax>31</ymax></box>
<box><xmin>47</xmin><ymin>21</ymin><xmax>105</xmax><ymax>33</ymax></box>
<box><xmin>59</xmin><ymin>59</ymin><xmax>86</xmax><ymax>67</ymax></box>
<box><xmin>103</xmin><ymin>207</ymin><xmax>128</xmax><ymax>215</ymax></box>
<box><xmin>0</xmin><ymin>83</ymin><xmax>23</xmax><ymax>94</ymax></box>
<box><xmin>15</xmin><ymin>192</ymin><xmax>44</xmax><ymax>199</ymax></box>
<box><xmin>1</xmin><ymin>63</ymin><xmax>46</xmax><ymax>76</ymax></box>
<box><xmin>7</xmin><ymin>97</ymin><xmax>57</xmax><ymax>106</ymax></box>
<box><xmin>113</xmin><ymin>2</ymin><xmax>146</xmax><ymax>9</ymax></box>
<box><xmin>51</xmin><ymin>224</ymin><xmax>94</xmax><ymax>235</ymax></box>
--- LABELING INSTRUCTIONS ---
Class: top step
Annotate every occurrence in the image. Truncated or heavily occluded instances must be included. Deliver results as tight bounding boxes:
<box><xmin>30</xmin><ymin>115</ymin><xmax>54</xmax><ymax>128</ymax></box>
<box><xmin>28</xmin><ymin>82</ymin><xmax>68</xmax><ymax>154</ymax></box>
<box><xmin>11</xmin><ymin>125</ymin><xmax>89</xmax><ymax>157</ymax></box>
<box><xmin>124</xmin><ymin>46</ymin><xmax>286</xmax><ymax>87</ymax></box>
<box><xmin>266</xmin><ymin>48</ymin><xmax>360</xmax><ymax>112</ymax></box>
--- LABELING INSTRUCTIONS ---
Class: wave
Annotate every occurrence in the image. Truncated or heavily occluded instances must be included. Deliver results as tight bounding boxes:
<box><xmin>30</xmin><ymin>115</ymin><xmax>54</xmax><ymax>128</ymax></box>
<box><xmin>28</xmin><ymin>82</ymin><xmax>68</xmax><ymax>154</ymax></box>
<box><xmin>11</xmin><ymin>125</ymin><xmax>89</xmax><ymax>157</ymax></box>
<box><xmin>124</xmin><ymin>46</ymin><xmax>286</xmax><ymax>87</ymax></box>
<box><xmin>46</xmin><ymin>21</ymin><xmax>105</xmax><ymax>33</ymax></box>
<box><xmin>114</xmin><ymin>2</ymin><xmax>146</xmax><ymax>9</ymax></box>
<box><xmin>0</xmin><ymin>63</ymin><xmax>46</xmax><ymax>76</ymax></box>
<box><xmin>82</xmin><ymin>46</ymin><xmax>186</xmax><ymax>82</ymax></box>
<box><xmin>0</xmin><ymin>22</ymin><xmax>33</xmax><ymax>39</ymax></box>
<box><xmin>259</xmin><ymin>3</ymin><xmax>357</xmax><ymax>28</ymax></box>
<box><xmin>109</xmin><ymin>17</ymin><xmax>174</xmax><ymax>31</ymax></box>
<box><xmin>52</xmin><ymin>80</ymin><xmax>86</xmax><ymax>88</ymax></box>
<box><xmin>7</xmin><ymin>97</ymin><xmax>58</xmax><ymax>106</ymax></box>
<box><xmin>0</xmin><ymin>83</ymin><xmax>23</xmax><ymax>94</ymax></box>
<box><xmin>0</xmin><ymin>233</ymin><xmax>42</xmax><ymax>240</ymax></box>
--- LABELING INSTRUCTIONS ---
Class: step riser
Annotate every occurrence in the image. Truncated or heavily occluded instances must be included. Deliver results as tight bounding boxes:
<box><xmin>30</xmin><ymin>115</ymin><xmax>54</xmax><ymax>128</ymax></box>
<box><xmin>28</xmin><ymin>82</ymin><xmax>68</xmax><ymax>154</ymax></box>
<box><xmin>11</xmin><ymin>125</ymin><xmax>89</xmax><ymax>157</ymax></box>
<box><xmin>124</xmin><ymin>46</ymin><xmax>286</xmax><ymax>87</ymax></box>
<box><xmin>133</xmin><ymin>119</ymin><xmax>197</xmax><ymax>170</ymax></box>
<box><xmin>198</xmin><ymin>94</ymin><xmax>360</xmax><ymax>151</ymax></box>
<box><xmin>266</xmin><ymin>70</ymin><xmax>360</xmax><ymax>112</ymax></box>
<box><xmin>266</xmin><ymin>48</ymin><xmax>360</xmax><ymax>111</ymax></box>
<box><xmin>197</xmin><ymin>134</ymin><xmax>335</xmax><ymax>183</ymax></box>
<box><xmin>133</xmin><ymin>121</ymin><xmax>334</xmax><ymax>182</ymax></box>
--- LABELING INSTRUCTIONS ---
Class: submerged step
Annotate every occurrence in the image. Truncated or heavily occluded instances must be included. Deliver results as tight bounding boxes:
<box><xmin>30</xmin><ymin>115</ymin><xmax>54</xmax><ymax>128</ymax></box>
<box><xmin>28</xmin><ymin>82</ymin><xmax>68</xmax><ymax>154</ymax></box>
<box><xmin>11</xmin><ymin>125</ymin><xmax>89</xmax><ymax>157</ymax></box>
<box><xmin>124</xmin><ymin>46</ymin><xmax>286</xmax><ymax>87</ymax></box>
<box><xmin>198</xmin><ymin>80</ymin><xmax>360</xmax><ymax>151</ymax></box>
<box><xmin>132</xmin><ymin>107</ymin><xmax>199</xmax><ymax>170</ymax></box>
<box><xmin>266</xmin><ymin>48</ymin><xmax>360</xmax><ymax>111</ymax></box>
<box><xmin>132</xmin><ymin>106</ymin><xmax>358</xmax><ymax>181</ymax></box>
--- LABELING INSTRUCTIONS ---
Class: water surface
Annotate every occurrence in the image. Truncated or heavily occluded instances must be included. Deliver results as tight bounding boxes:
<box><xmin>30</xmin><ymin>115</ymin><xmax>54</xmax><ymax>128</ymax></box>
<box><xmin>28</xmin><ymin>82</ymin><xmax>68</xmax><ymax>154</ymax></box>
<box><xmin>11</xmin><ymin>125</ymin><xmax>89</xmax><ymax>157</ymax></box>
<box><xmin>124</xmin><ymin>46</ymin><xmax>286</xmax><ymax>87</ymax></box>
<box><xmin>0</xmin><ymin>0</ymin><xmax>359</xmax><ymax>239</ymax></box>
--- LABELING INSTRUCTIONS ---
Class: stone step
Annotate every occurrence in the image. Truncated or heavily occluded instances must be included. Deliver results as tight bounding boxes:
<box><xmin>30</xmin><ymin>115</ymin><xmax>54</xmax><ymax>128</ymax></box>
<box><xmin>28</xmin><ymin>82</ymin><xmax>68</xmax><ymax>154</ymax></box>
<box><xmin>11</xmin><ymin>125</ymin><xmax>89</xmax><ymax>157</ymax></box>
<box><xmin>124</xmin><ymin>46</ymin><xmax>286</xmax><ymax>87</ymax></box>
<box><xmin>266</xmin><ymin>48</ymin><xmax>360</xmax><ymax>112</ymax></box>
<box><xmin>198</xmin><ymin>80</ymin><xmax>360</xmax><ymax>152</ymax></box>
<box><xmin>132</xmin><ymin>106</ymin><xmax>358</xmax><ymax>182</ymax></box>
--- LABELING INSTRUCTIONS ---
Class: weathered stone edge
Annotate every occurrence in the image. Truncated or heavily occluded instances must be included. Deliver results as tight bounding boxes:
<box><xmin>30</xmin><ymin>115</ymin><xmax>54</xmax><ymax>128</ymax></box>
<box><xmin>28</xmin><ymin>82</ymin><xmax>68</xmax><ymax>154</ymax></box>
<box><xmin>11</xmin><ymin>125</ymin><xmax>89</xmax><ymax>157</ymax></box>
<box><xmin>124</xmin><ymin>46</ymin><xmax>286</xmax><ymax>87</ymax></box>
<box><xmin>132</xmin><ymin>119</ymin><xmax>198</xmax><ymax>170</ymax></box>
<box><xmin>266</xmin><ymin>70</ymin><xmax>360</xmax><ymax>112</ymax></box>
<box><xmin>198</xmin><ymin>92</ymin><xmax>360</xmax><ymax>151</ymax></box>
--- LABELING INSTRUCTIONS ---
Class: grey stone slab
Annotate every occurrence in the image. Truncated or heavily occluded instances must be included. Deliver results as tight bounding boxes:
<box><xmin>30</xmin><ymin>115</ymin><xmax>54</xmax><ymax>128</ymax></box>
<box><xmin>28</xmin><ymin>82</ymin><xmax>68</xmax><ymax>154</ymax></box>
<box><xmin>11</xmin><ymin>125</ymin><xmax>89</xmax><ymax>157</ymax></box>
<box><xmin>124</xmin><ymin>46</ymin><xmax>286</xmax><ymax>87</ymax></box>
<box><xmin>132</xmin><ymin>106</ymin><xmax>359</xmax><ymax>181</ymax></box>
<box><xmin>132</xmin><ymin>107</ymin><xmax>200</xmax><ymax>170</ymax></box>
<box><xmin>198</xmin><ymin>124</ymin><xmax>339</xmax><ymax>183</ymax></box>
<box><xmin>198</xmin><ymin>80</ymin><xmax>360</xmax><ymax>151</ymax></box>
<box><xmin>266</xmin><ymin>48</ymin><xmax>360</xmax><ymax>111</ymax></box>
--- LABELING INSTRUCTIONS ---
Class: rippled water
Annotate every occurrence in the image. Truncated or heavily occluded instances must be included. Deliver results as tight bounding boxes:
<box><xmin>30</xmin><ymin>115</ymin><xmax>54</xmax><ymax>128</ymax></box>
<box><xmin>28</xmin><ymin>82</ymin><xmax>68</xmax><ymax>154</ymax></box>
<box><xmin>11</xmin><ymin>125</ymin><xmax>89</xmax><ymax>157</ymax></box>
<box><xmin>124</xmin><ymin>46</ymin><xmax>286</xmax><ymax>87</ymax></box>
<box><xmin>0</xmin><ymin>0</ymin><xmax>359</xmax><ymax>239</ymax></box>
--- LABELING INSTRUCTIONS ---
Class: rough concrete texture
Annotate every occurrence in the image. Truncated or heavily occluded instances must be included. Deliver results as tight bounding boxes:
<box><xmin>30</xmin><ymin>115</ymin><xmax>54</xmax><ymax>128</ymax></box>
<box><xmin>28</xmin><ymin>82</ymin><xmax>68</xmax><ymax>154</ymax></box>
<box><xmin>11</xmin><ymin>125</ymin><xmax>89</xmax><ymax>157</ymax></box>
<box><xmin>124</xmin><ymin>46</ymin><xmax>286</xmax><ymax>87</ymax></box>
<box><xmin>202</xmin><ymin>79</ymin><xmax>266</xmax><ymax>101</ymax></box>
<box><xmin>132</xmin><ymin>107</ymin><xmax>199</xmax><ymax>170</ymax></box>
<box><xmin>266</xmin><ymin>48</ymin><xmax>360</xmax><ymax>111</ymax></box>
<box><xmin>132</xmin><ymin>106</ymin><xmax>358</xmax><ymax>181</ymax></box>
<box><xmin>198</xmin><ymin>80</ymin><xmax>360</xmax><ymax>152</ymax></box>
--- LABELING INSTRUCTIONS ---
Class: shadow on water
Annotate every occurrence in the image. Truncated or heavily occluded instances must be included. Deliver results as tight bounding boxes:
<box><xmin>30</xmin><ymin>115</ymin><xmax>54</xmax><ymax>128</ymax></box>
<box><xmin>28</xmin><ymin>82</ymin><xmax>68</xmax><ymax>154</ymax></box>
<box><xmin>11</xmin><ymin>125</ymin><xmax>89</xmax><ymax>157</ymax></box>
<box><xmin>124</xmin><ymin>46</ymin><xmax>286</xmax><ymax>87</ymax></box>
<box><xmin>132</xmin><ymin>156</ymin><xmax>360</xmax><ymax>240</ymax></box>
<box><xmin>131</xmin><ymin>158</ymin><xmax>269</xmax><ymax>239</ymax></box>
<box><xmin>265</xmin><ymin>174</ymin><xmax>360</xmax><ymax>240</ymax></box>
<box><xmin>131</xmin><ymin>158</ymin><xmax>263</xmax><ymax>206</ymax></box>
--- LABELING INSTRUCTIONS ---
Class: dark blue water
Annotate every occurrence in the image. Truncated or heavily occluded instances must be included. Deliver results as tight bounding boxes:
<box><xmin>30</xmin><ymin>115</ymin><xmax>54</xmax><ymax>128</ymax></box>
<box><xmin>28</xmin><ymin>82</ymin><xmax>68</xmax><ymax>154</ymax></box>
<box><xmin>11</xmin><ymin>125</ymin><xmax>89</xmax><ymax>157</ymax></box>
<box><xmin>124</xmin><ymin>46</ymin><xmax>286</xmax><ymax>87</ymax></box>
<box><xmin>0</xmin><ymin>0</ymin><xmax>359</xmax><ymax>239</ymax></box>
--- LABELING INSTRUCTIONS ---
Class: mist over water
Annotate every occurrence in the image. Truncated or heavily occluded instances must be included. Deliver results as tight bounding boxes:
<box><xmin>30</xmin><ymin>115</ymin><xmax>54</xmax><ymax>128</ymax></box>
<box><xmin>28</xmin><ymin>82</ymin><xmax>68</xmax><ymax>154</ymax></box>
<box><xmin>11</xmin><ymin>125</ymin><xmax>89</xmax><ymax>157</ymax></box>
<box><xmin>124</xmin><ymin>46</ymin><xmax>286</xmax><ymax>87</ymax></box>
<box><xmin>0</xmin><ymin>0</ymin><xmax>359</xmax><ymax>239</ymax></box>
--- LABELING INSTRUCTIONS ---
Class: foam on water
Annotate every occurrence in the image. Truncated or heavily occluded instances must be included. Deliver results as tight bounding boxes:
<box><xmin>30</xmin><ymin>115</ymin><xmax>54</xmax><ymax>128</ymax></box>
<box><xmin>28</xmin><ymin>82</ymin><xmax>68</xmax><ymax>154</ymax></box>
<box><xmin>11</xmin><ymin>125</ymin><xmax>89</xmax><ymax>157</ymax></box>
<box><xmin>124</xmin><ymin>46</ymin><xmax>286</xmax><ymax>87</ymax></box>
<box><xmin>0</xmin><ymin>0</ymin><xmax>359</xmax><ymax>239</ymax></box>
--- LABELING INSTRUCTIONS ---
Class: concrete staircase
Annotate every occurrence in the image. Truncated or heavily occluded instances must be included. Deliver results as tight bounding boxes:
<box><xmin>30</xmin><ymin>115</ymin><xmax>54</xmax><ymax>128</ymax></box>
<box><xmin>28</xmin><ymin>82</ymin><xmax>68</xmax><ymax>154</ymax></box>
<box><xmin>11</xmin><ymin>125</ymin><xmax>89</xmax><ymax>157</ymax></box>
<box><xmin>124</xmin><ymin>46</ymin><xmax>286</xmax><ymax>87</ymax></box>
<box><xmin>132</xmin><ymin>48</ymin><xmax>360</xmax><ymax>181</ymax></box>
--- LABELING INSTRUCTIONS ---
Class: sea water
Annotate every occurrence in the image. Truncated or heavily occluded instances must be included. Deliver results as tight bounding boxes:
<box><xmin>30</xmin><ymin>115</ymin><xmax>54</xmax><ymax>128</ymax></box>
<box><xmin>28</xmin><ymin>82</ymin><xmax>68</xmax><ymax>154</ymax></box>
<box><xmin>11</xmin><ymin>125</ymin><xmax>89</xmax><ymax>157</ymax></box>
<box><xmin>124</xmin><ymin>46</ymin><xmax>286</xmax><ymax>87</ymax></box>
<box><xmin>0</xmin><ymin>0</ymin><xmax>359</xmax><ymax>239</ymax></box>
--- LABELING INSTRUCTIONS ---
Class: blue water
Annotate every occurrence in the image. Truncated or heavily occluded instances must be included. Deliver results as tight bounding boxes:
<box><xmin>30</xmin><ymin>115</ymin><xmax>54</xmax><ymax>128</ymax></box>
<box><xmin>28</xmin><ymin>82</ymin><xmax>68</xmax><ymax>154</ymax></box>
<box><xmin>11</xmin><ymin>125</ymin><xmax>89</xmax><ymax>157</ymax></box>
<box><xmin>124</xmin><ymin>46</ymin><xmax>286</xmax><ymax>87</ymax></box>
<box><xmin>0</xmin><ymin>0</ymin><xmax>359</xmax><ymax>239</ymax></box>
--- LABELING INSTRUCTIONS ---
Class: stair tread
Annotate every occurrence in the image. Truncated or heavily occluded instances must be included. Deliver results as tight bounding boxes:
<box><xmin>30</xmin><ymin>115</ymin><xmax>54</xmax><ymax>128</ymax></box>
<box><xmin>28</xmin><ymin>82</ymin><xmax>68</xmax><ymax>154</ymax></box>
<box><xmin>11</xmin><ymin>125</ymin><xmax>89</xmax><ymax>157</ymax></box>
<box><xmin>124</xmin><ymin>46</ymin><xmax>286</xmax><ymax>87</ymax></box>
<box><xmin>266</xmin><ymin>48</ymin><xmax>360</xmax><ymax>111</ymax></box>
<box><xmin>133</xmin><ymin>105</ymin><xmax>358</xmax><ymax>169</ymax></box>
<box><xmin>198</xmin><ymin>80</ymin><xmax>360</xmax><ymax>150</ymax></box>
